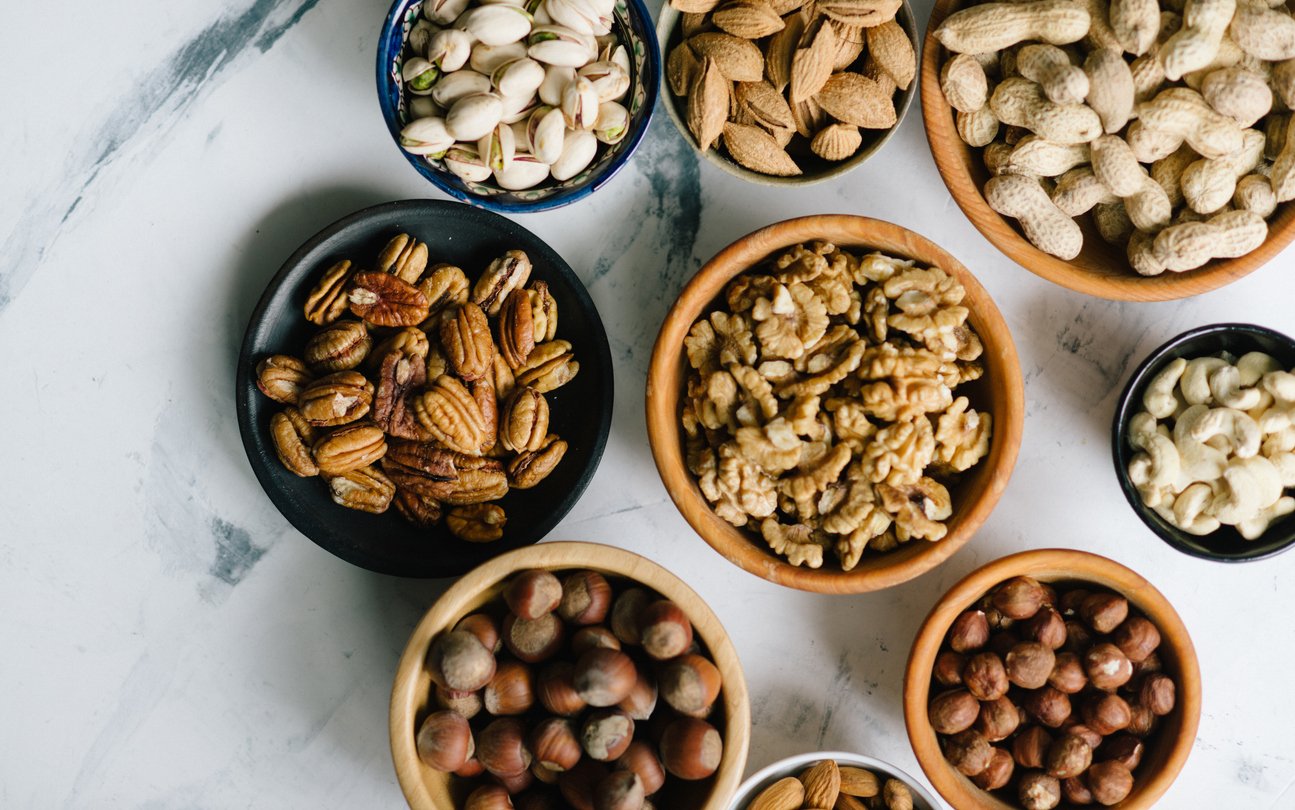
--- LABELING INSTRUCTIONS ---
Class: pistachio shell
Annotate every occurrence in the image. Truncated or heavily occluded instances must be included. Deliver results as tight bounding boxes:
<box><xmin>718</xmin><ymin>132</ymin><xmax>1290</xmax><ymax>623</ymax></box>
<box><xmin>445</xmin><ymin>144</ymin><xmax>493</xmax><ymax>182</ymax></box>
<box><xmin>539</xmin><ymin>65</ymin><xmax>576</xmax><ymax>106</ymax></box>
<box><xmin>461</xmin><ymin>4</ymin><xmax>534</xmax><ymax>46</ymax></box>
<box><xmin>402</xmin><ymin>57</ymin><xmax>440</xmax><ymax>95</ymax></box>
<box><xmin>529</xmin><ymin>25</ymin><xmax>597</xmax><ymax>67</ymax></box>
<box><xmin>561</xmin><ymin>75</ymin><xmax>600</xmax><ymax>128</ymax></box>
<box><xmin>446</xmin><ymin>92</ymin><xmax>505</xmax><ymax>141</ymax></box>
<box><xmin>409</xmin><ymin>95</ymin><xmax>441</xmax><ymax>119</ymax></box>
<box><xmin>424</xmin><ymin>0</ymin><xmax>469</xmax><ymax>25</ymax></box>
<box><xmin>511</xmin><ymin>119</ymin><xmax>533</xmax><ymax>152</ymax></box>
<box><xmin>494</xmin><ymin>154</ymin><xmax>552</xmax><ymax>189</ymax></box>
<box><xmin>479</xmin><ymin>122</ymin><xmax>517</xmax><ymax>172</ymax></box>
<box><xmin>428</xmin><ymin>28</ymin><xmax>472</xmax><ymax>72</ymax></box>
<box><xmin>500</xmin><ymin>91</ymin><xmax>541</xmax><ymax>124</ymax></box>
<box><xmin>594</xmin><ymin>100</ymin><xmax>630</xmax><ymax>144</ymax></box>
<box><xmin>470</xmin><ymin>41</ymin><xmax>529</xmax><ymax>74</ymax></box>
<box><xmin>400</xmin><ymin>117</ymin><xmax>455</xmax><ymax>156</ymax></box>
<box><xmin>578</xmin><ymin>60</ymin><xmax>630</xmax><ymax>101</ymax></box>
<box><xmin>493</xmin><ymin>56</ymin><xmax>547</xmax><ymax>99</ymax></box>
<box><xmin>546</xmin><ymin>0</ymin><xmax>607</xmax><ymax>36</ymax></box>
<box><xmin>551</xmin><ymin>129</ymin><xmax>598</xmax><ymax>180</ymax></box>
<box><xmin>532</xmin><ymin>105</ymin><xmax>568</xmax><ymax>163</ymax></box>
<box><xmin>410</xmin><ymin>19</ymin><xmax>438</xmax><ymax>57</ymax></box>
<box><xmin>432</xmin><ymin>70</ymin><xmax>492</xmax><ymax>107</ymax></box>
<box><xmin>810</xmin><ymin>122</ymin><xmax>863</xmax><ymax>160</ymax></box>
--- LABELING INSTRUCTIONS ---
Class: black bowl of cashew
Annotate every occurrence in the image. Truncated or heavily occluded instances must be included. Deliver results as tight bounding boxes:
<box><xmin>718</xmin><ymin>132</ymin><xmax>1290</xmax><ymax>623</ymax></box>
<box><xmin>1113</xmin><ymin>323</ymin><xmax>1295</xmax><ymax>562</ymax></box>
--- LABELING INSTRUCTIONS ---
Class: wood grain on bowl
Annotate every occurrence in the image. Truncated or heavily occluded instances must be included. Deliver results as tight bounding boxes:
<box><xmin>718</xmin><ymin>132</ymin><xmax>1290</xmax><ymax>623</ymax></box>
<box><xmin>646</xmin><ymin>215</ymin><xmax>1024</xmax><ymax>594</ymax></box>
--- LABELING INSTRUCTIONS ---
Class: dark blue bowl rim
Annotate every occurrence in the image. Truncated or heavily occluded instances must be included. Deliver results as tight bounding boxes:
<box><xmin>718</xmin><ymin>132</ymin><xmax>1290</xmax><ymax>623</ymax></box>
<box><xmin>376</xmin><ymin>0</ymin><xmax>661</xmax><ymax>213</ymax></box>
<box><xmin>1111</xmin><ymin>322</ymin><xmax>1295</xmax><ymax>563</ymax></box>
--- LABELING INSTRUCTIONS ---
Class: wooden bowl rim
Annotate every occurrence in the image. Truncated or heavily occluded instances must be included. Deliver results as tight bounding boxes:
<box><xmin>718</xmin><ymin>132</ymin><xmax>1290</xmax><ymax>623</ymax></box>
<box><xmin>920</xmin><ymin>0</ymin><xmax>1295</xmax><ymax>302</ymax></box>
<box><xmin>645</xmin><ymin>214</ymin><xmax>1025</xmax><ymax>594</ymax></box>
<box><xmin>388</xmin><ymin>540</ymin><xmax>753</xmax><ymax>809</ymax></box>
<box><xmin>902</xmin><ymin>548</ymin><xmax>1203</xmax><ymax>810</ymax></box>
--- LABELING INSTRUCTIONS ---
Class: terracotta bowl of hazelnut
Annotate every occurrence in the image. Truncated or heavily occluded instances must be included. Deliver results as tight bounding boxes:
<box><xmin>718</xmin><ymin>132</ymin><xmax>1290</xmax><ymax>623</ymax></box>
<box><xmin>389</xmin><ymin>540</ymin><xmax>751</xmax><ymax>809</ymax></box>
<box><xmin>646</xmin><ymin>214</ymin><xmax>1025</xmax><ymax>593</ymax></box>
<box><xmin>726</xmin><ymin>751</ymin><xmax>941</xmax><ymax>810</ymax></box>
<box><xmin>903</xmin><ymin>549</ymin><xmax>1202</xmax><ymax>810</ymax></box>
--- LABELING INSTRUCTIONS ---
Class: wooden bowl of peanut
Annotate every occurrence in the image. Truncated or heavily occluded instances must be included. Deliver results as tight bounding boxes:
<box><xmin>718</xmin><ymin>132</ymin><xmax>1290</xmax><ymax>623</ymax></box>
<box><xmin>922</xmin><ymin>0</ymin><xmax>1295</xmax><ymax>301</ymax></box>
<box><xmin>645</xmin><ymin>215</ymin><xmax>1024</xmax><ymax>593</ymax></box>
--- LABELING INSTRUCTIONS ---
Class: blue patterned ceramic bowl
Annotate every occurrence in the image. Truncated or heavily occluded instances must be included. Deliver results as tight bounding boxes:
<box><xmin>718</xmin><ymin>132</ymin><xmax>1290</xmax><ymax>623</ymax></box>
<box><xmin>377</xmin><ymin>0</ymin><xmax>660</xmax><ymax>212</ymax></box>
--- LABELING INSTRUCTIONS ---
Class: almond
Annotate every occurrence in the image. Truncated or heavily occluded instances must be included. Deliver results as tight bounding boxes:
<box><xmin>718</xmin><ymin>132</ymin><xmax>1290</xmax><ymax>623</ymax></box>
<box><xmin>722</xmin><ymin>122</ymin><xmax>802</xmax><ymax>175</ymax></box>
<box><xmin>790</xmin><ymin>21</ymin><xmax>838</xmax><ymax>102</ymax></box>
<box><xmin>668</xmin><ymin>41</ymin><xmax>702</xmax><ymax>96</ymax></box>
<box><xmin>810</xmin><ymin>122</ymin><xmax>863</xmax><ymax>160</ymax></box>
<box><xmin>838</xmin><ymin>765</ymin><xmax>880</xmax><ymax>797</ymax></box>
<box><xmin>865</xmin><ymin>19</ymin><xmax>916</xmax><ymax>91</ymax></box>
<box><xmin>712</xmin><ymin>0</ymin><xmax>786</xmax><ymax>38</ymax></box>
<box><xmin>831</xmin><ymin>27</ymin><xmax>866</xmax><ymax>72</ymax></box>
<box><xmin>689</xmin><ymin>32</ymin><xmax>766</xmax><ymax>81</ymax></box>
<box><xmin>670</xmin><ymin>0</ymin><xmax>722</xmax><ymax>11</ymax></box>
<box><xmin>816</xmin><ymin>72</ymin><xmax>897</xmax><ymax>128</ymax></box>
<box><xmin>764</xmin><ymin>13</ymin><xmax>807</xmax><ymax>91</ymax></box>
<box><xmin>817</xmin><ymin>0</ymin><xmax>902</xmax><ymax>25</ymax></box>
<box><xmin>681</xmin><ymin>11</ymin><xmax>712</xmax><ymax>37</ymax></box>
<box><xmin>771</xmin><ymin>0</ymin><xmax>807</xmax><ymax>13</ymax></box>
<box><xmin>800</xmin><ymin>759</ymin><xmax>841</xmax><ymax>809</ymax></box>
<box><xmin>688</xmin><ymin>57</ymin><xmax>730</xmax><ymax>150</ymax></box>
<box><xmin>790</xmin><ymin>94</ymin><xmax>827</xmax><ymax>137</ymax></box>
<box><xmin>749</xmin><ymin>776</ymin><xmax>806</xmax><ymax>810</ymax></box>
<box><xmin>736</xmin><ymin>80</ymin><xmax>796</xmax><ymax>131</ymax></box>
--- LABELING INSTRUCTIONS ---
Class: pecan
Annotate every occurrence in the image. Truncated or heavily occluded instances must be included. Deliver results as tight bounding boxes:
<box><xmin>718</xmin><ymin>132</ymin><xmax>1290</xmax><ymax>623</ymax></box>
<box><xmin>373</xmin><ymin>349</ymin><xmax>430</xmax><ymax>440</ymax></box>
<box><xmin>304</xmin><ymin>259</ymin><xmax>354</xmax><ymax>325</ymax></box>
<box><xmin>498</xmin><ymin>288</ymin><xmax>535</xmax><ymax>369</ymax></box>
<box><xmin>508</xmin><ymin>435</ymin><xmax>568</xmax><ymax>489</ymax></box>
<box><xmin>348</xmin><ymin>271</ymin><xmax>430</xmax><ymax>327</ymax></box>
<box><xmin>401</xmin><ymin>455</ymin><xmax>509</xmax><ymax>504</ymax></box>
<box><xmin>418</xmin><ymin>264</ymin><xmax>471</xmax><ymax>322</ymax></box>
<box><xmin>491</xmin><ymin>354</ymin><xmax>516</xmax><ymax>403</ymax></box>
<box><xmin>257</xmin><ymin>355</ymin><xmax>313</xmax><ymax>404</ymax></box>
<box><xmin>528</xmin><ymin>280</ymin><xmax>558</xmax><ymax>342</ymax></box>
<box><xmin>377</xmin><ymin>233</ymin><xmax>429</xmax><ymax>284</ymax></box>
<box><xmin>393</xmin><ymin>488</ymin><xmax>443</xmax><ymax>527</ymax></box>
<box><xmin>270</xmin><ymin>407</ymin><xmax>319</xmax><ymax>477</ymax></box>
<box><xmin>383</xmin><ymin>438</ymin><xmax>459</xmax><ymax>481</ymax></box>
<box><xmin>440</xmin><ymin>302</ymin><xmax>495</xmax><ymax>381</ymax></box>
<box><xmin>514</xmin><ymin>340</ymin><xmax>580</xmax><ymax>393</ymax></box>
<box><xmin>313</xmin><ymin>423</ymin><xmax>388</xmax><ymax>476</ymax></box>
<box><xmin>411</xmin><ymin>375</ymin><xmax>492</xmax><ymax>455</ymax></box>
<box><xmin>426</xmin><ymin>343</ymin><xmax>449</xmax><ymax>381</ymax></box>
<box><xmin>446</xmin><ymin>503</ymin><xmax>507</xmax><ymax>542</ymax></box>
<box><xmin>500</xmin><ymin>387</ymin><xmax>550</xmax><ymax>452</ymax></box>
<box><xmin>304</xmin><ymin>320</ymin><xmax>371</xmax><ymax>372</ymax></box>
<box><xmin>470</xmin><ymin>377</ymin><xmax>498</xmax><ymax>450</ymax></box>
<box><xmin>472</xmin><ymin>250</ymin><xmax>532</xmax><ymax>316</ymax></box>
<box><xmin>326</xmin><ymin>465</ymin><xmax>395</xmax><ymax>513</ymax></box>
<box><xmin>367</xmin><ymin>327</ymin><xmax>429</xmax><ymax>372</ymax></box>
<box><xmin>297</xmin><ymin>371</ymin><xmax>374</xmax><ymax>427</ymax></box>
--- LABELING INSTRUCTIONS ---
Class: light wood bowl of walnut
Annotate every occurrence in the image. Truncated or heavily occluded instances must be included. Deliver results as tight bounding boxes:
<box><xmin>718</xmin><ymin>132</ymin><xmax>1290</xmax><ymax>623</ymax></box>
<box><xmin>903</xmin><ymin>549</ymin><xmax>1202</xmax><ymax>810</ymax></box>
<box><xmin>390</xmin><ymin>541</ymin><xmax>752</xmax><ymax>809</ymax></box>
<box><xmin>922</xmin><ymin>0</ymin><xmax>1295</xmax><ymax>302</ymax></box>
<box><xmin>645</xmin><ymin>215</ymin><xmax>1024</xmax><ymax>594</ymax></box>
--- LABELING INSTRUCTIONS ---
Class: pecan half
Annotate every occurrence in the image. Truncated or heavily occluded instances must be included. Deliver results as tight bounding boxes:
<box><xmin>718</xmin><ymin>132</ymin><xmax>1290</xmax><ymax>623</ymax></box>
<box><xmin>472</xmin><ymin>250</ymin><xmax>532</xmax><ymax>316</ymax></box>
<box><xmin>368</xmin><ymin>327</ymin><xmax>429</xmax><ymax>372</ymax></box>
<box><xmin>270</xmin><ymin>407</ymin><xmax>319</xmax><ymax>477</ymax></box>
<box><xmin>377</xmin><ymin>233</ymin><xmax>429</xmax><ymax>284</ymax></box>
<box><xmin>515</xmin><ymin>340</ymin><xmax>580</xmax><ymax>393</ymax></box>
<box><xmin>383</xmin><ymin>438</ymin><xmax>459</xmax><ymax>481</ymax></box>
<box><xmin>446</xmin><ymin>503</ymin><xmax>507</xmax><ymax>542</ymax></box>
<box><xmin>304</xmin><ymin>259</ymin><xmax>354</xmax><ymax>325</ymax></box>
<box><xmin>529</xmin><ymin>280</ymin><xmax>558</xmax><ymax>342</ymax></box>
<box><xmin>257</xmin><ymin>355</ymin><xmax>314</xmax><ymax>404</ymax></box>
<box><xmin>508</xmin><ymin>435</ymin><xmax>568</xmax><ymax>489</ymax></box>
<box><xmin>411</xmin><ymin>376</ymin><xmax>492</xmax><ymax>455</ymax></box>
<box><xmin>418</xmin><ymin>264</ymin><xmax>471</xmax><ymax>322</ymax></box>
<box><xmin>297</xmin><ymin>371</ymin><xmax>374</xmax><ymax>427</ymax></box>
<box><xmin>393</xmin><ymin>488</ymin><xmax>443</xmax><ymax>527</ymax></box>
<box><xmin>348</xmin><ymin>271</ymin><xmax>430</xmax><ymax>327</ymax></box>
<box><xmin>440</xmin><ymin>302</ymin><xmax>495</xmax><ymax>381</ymax></box>
<box><xmin>313</xmin><ymin>423</ymin><xmax>387</xmax><ymax>476</ymax></box>
<box><xmin>470</xmin><ymin>377</ymin><xmax>499</xmax><ymax>450</ymax></box>
<box><xmin>373</xmin><ymin>349</ymin><xmax>430</xmax><ymax>440</ymax></box>
<box><xmin>498</xmin><ymin>288</ymin><xmax>536</xmax><ymax>369</ymax></box>
<box><xmin>500</xmin><ymin>387</ymin><xmax>550</xmax><ymax>452</ymax></box>
<box><xmin>304</xmin><ymin>320</ymin><xmax>372</xmax><ymax>372</ymax></box>
<box><xmin>326</xmin><ymin>465</ymin><xmax>395</xmax><ymax>513</ymax></box>
<box><xmin>394</xmin><ymin>454</ymin><xmax>508</xmax><ymax>504</ymax></box>
<box><xmin>491</xmin><ymin>354</ymin><xmax>516</xmax><ymax>402</ymax></box>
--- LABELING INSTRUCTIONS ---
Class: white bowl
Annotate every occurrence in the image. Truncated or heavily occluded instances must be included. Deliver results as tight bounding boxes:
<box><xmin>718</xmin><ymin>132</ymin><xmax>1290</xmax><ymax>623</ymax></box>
<box><xmin>728</xmin><ymin>750</ymin><xmax>943</xmax><ymax>810</ymax></box>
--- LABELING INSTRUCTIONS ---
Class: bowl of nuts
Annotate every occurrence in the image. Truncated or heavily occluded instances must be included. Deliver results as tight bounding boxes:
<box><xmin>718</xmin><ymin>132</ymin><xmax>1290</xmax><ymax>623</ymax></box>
<box><xmin>657</xmin><ymin>0</ymin><xmax>919</xmax><ymax>184</ymax></box>
<box><xmin>236</xmin><ymin>199</ymin><xmax>613</xmax><ymax>577</ymax></box>
<box><xmin>646</xmin><ymin>214</ymin><xmax>1024</xmax><ymax>593</ymax></box>
<box><xmin>922</xmin><ymin>0</ymin><xmax>1295</xmax><ymax>301</ymax></box>
<box><xmin>1113</xmin><ymin>322</ymin><xmax>1295</xmax><ymax>561</ymax></box>
<box><xmin>903</xmin><ymin>549</ymin><xmax>1202</xmax><ymax>810</ymax></box>
<box><xmin>377</xmin><ymin>0</ymin><xmax>659</xmax><ymax>212</ymax></box>
<box><xmin>389</xmin><ymin>540</ymin><xmax>751</xmax><ymax>809</ymax></box>
<box><xmin>727</xmin><ymin>751</ymin><xmax>941</xmax><ymax>810</ymax></box>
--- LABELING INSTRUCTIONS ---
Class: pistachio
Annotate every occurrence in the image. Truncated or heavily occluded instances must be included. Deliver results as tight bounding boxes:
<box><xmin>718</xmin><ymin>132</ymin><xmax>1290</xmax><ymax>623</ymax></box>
<box><xmin>578</xmin><ymin>60</ymin><xmax>631</xmax><ymax>102</ymax></box>
<box><xmin>478</xmin><ymin>122</ymin><xmax>517</xmax><ymax>173</ymax></box>
<box><xmin>408</xmin><ymin>95</ymin><xmax>440</xmax><ymax>120</ymax></box>
<box><xmin>529</xmin><ymin>25</ymin><xmax>597</xmax><ymax>67</ymax></box>
<box><xmin>424</xmin><ymin>0</ymin><xmax>470</xmax><ymax>25</ymax></box>
<box><xmin>470</xmin><ymin>41</ymin><xmax>530</xmax><ymax>75</ymax></box>
<box><xmin>562</xmin><ymin>75</ymin><xmax>601</xmax><ymax>129</ymax></box>
<box><xmin>531</xmin><ymin>105</ymin><xmax>568</xmax><ymax>163</ymax></box>
<box><xmin>495</xmin><ymin>154</ymin><xmax>552</xmax><ymax>189</ymax></box>
<box><xmin>431</xmin><ymin>70</ymin><xmax>492</xmax><ymax>108</ymax></box>
<box><xmin>552</xmin><ymin>129</ymin><xmax>598</xmax><ymax>180</ymax></box>
<box><xmin>446</xmin><ymin>92</ymin><xmax>505</xmax><ymax>141</ymax></box>
<box><xmin>493</xmin><ymin>57</ymin><xmax>547</xmax><ymax>100</ymax></box>
<box><xmin>402</xmin><ymin>57</ymin><xmax>440</xmax><ymax>95</ymax></box>
<box><xmin>460</xmin><ymin>4</ymin><xmax>534</xmax><ymax>47</ymax></box>
<box><xmin>547</xmin><ymin>0</ymin><xmax>610</xmax><ymax>36</ymax></box>
<box><xmin>539</xmin><ymin>64</ymin><xmax>577</xmax><ymax>105</ymax></box>
<box><xmin>594</xmin><ymin>101</ymin><xmax>630</xmax><ymax>144</ymax></box>
<box><xmin>410</xmin><ymin>18</ymin><xmax>438</xmax><ymax>57</ymax></box>
<box><xmin>428</xmin><ymin>28</ymin><xmax>472</xmax><ymax>73</ymax></box>
<box><xmin>500</xmin><ymin>91</ymin><xmax>540</xmax><ymax>124</ymax></box>
<box><xmin>445</xmin><ymin>143</ymin><xmax>493</xmax><ymax>182</ymax></box>
<box><xmin>401</xmin><ymin>117</ymin><xmax>455</xmax><ymax>156</ymax></box>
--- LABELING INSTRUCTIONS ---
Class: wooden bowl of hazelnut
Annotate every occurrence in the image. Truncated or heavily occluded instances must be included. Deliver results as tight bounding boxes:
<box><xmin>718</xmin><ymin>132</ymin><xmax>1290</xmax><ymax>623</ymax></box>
<box><xmin>389</xmin><ymin>541</ymin><xmax>751</xmax><ymax>809</ymax></box>
<box><xmin>903</xmin><ymin>549</ymin><xmax>1202</xmax><ymax>810</ymax></box>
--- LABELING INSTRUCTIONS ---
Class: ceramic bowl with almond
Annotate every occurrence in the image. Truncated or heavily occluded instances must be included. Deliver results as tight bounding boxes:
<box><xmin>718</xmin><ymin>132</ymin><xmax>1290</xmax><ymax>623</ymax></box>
<box><xmin>727</xmin><ymin>751</ymin><xmax>940</xmax><ymax>810</ymax></box>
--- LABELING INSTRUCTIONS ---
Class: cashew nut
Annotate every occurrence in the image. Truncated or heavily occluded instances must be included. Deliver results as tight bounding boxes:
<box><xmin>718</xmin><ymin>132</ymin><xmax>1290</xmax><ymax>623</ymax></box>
<box><xmin>1129</xmin><ymin>411</ymin><xmax>1183</xmax><ymax>488</ymax></box>
<box><xmin>1208</xmin><ymin>455</ymin><xmax>1279</xmax><ymax>523</ymax></box>
<box><xmin>1263</xmin><ymin>370</ymin><xmax>1295</xmax><ymax>402</ymax></box>
<box><xmin>1143</xmin><ymin>357</ymin><xmax>1188</xmax><ymax>418</ymax></box>
<box><xmin>1181</xmin><ymin>356</ymin><xmax>1228</xmax><ymax>403</ymax></box>
<box><xmin>1172</xmin><ymin>481</ymin><xmax>1222</xmax><ymax>534</ymax></box>
<box><xmin>1208</xmin><ymin>364</ymin><xmax>1263</xmax><ymax>410</ymax></box>
<box><xmin>1271</xmin><ymin>452</ymin><xmax>1295</xmax><ymax>487</ymax></box>
<box><xmin>1238</xmin><ymin>496</ymin><xmax>1295</xmax><ymax>540</ymax></box>
<box><xmin>1264</xmin><ymin>426</ymin><xmax>1295</xmax><ymax>456</ymax></box>
<box><xmin>1190</xmin><ymin>406</ymin><xmax>1262</xmax><ymax>457</ymax></box>
<box><xmin>1237</xmin><ymin>351</ymin><xmax>1281</xmax><ymax>385</ymax></box>
<box><xmin>1173</xmin><ymin>404</ymin><xmax>1231</xmax><ymax>483</ymax></box>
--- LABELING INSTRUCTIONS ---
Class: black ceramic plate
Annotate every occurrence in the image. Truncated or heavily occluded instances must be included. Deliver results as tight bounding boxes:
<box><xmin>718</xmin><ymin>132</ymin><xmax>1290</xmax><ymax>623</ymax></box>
<box><xmin>1112</xmin><ymin>323</ymin><xmax>1295</xmax><ymax>562</ymax></box>
<box><xmin>236</xmin><ymin>200</ymin><xmax>614</xmax><ymax>577</ymax></box>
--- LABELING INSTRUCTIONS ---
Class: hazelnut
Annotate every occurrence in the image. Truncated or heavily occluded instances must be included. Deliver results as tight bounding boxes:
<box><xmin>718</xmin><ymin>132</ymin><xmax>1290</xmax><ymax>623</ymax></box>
<box><xmin>1086</xmin><ymin>760</ymin><xmax>1134</xmax><ymax>805</ymax></box>
<box><xmin>948</xmin><ymin>610</ymin><xmax>991</xmax><ymax>652</ymax></box>
<box><xmin>430</xmin><ymin>630</ymin><xmax>498</xmax><ymax>692</ymax></box>
<box><xmin>503</xmin><ymin>612</ymin><xmax>566</xmax><ymax>663</ymax></box>
<box><xmin>928</xmin><ymin>689</ymin><xmax>980</xmax><ymax>734</ymax></box>
<box><xmin>989</xmin><ymin>631</ymin><xmax>1020</xmax><ymax>657</ymax></box>
<box><xmin>942</xmin><ymin>729</ymin><xmax>992</xmax><ymax>776</ymax></box>
<box><xmin>1018</xmin><ymin>771</ymin><xmax>1061</xmax><ymax>810</ymax></box>
<box><xmin>593</xmin><ymin>771</ymin><xmax>644</xmax><ymax>810</ymax></box>
<box><xmin>484</xmin><ymin>660</ymin><xmax>536</xmax><ymax>716</ymax></box>
<box><xmin>1082</xmin><ymin>693</ymin><xmax>1132</xmax><ymax>736</ymax></box>
<box><xmin>1022</xmin><ymin>686</ymin><xmax>1072</xmax><ymax>728</ymax></box>
<box><xmin>1006</xmin><ymin>642</ymin><xmax>1056</xmax><ymax>689</ymax></box>
<box><xmin>572</xmin><ymin>626</ymin><xmax>622</xmax><ymax>656</ymax></box>
<box><xmin>1059</xmin><ymin>722</ymin><xmax>1103</xmax><ymax>750</ymax></box>
<box><xmin>1063</xmin><ymin>620</ymin><xmax>1094</xmax><ymax>654</ymax></box>
<box><xmin>615</xmin><ymin>741</ymin><xmax>666</xmax><ymax>796</ymax></box>
<box><xmin>478</xmin><ymin>717</ymin><xmax>533</xmax><ymax>777</ymax></box>
<box><xmin>659</xmin><ymin>717</ymin><xmax>723</xmax><ymax>780</ymax></box>
<box><xmin>574</xmin><ymin>648</ymin><xmax>638</xmax><ymax>707</ymax></box>
<box><xmin>505</xmin><ymin>570</ymin><xmax>564</xmax><ymax>620</ymax></box>
<box><xmin>976</xmin><ymin>695</ymin><xmax>1022</xmax><ymax>742</ymax></box>
<box><xmin>466</xmin><ymin>784</ymin><xmax>515</xmax><ymax>810</ymax></box>
<box><xmin>971</xmin><ymin>747</ymin><xmax>1015</xmax><ymax>791</ymax></box>
<box><xmin>530</xmin><ymin>717</ymin><xmax>582</xmax><ymax>772</ymax></box>
<box><xmin>618</xmin><ymin>665</ymin><xmax>660</xmax><ymax>720</ymax></box>
<box><xmin>1083</xmin><ymin>643</ymin><xmax>1133</xmax><ymax>691</ymax></box>
<box><xmin>558</xmin><ymin>570</ymin><xmax>613</xmax><ymax>625</ymax></box>
<box><xmin>1061</xmin><ymin>776</ymin><xmax>1095</xmax><ymax>805</ymax></box>
<box><xmin>660</xmin><ymin>654</ymin><xmax>721</xmax><ymax>717</ymax></box>
<box><xmin>1079</xmin><ymin>593</ymin><xmax>1129</xmax><ymax>634</ymax></box>
<box><xmin>985</xmin><ymin>606</ymin><xmax>1015</xmax><ymax>631</ymax></box>
<box><xmin>1099</xmin><ymin>733</ymin><xmax>1145</xmax><ymax>770</ymax></box>
<box><xmin>1012</xmin><ymin>726</ymin><xmax>1053</xmax><ymax>769</ymax></box>
<box><xmin>1045</xmin><ymin>734</ymin><xmax>1093</xmax><ymax>779</ymax></box>
<box><xmin>1058</xmin><ymin>588</ymin><xmax>1091</xmax><ymax>616</ymax></box>
<box><xmin>581</xmin><ymin>709</ymin><xmax>636</xmax><ymax>761</ymax></box>
<box><xmin>1047</xmin><ymin>652</ymin><xmax>1088</xmax><ymax>694</ymax></box>
<box><xmin>1021</xmin><ymin>607</ymin><xmax>1067</xmax><ymax>650</ymax></box>
<box><xmin>993</xmin><ymin>576</ymin><xmax>1047</xmax><ymax>620</ymax></box>
<box><xmin>1132</xmin><ymin>650</ymin><xmax>1163</xmax><ymax>677</ymax></box>
<box><xmin>639</xmin><ymin>600</ymin><xmax>694</xmax><ymax>660</ymax></box>
<box><xmin>415</xmin><ymin>709</ymin><xmax>475</xmax><ymax>772</ymax></box>
<box><xmin>531</xmin><ymin>761</ymin><xmax>560</xmax><ymax>785</ymax></box>
<box><xmin>1125</xmin><ymin>702</ymin><xmax>1157</xmax><ymax>737</ymax></box>
<box><xmin>537</xmin><ymin>661</ymin><xmax>587</xmax><ymax>716</ymax></box>
<box><xmin>933</xmin><ymin>651</ymin><xmax>966</xmax><ymax>687</ymax></box>
<box><xmin>610</xmin><ymin>588</ymin><xmax>652</xmax><ymax>646</ymax></box>
<box><xmin>494</xmin><ymin>768</ymin><xmax>535</xmax><ymax>795</ymax></box>
<box><xmin>1139</xmin><ymin>672</ymin><xmax>1176</xmax><ymax>716</ymax></box>
<box><xmin>1112</xmin><ymin>615</ymin><xmax>1161</xmax><ymax>662</ymax></box>
<box><xmin>435</xmin><ymin>685</ymin><xmax>483</xmax><ymax>719</ymax></box>
<box><xmin>457</xmin><ymin>757</ymin><xmax>487</xmax><ymax>778</ymax></box>
<box><xmin>456</xmin><ymin>613</ymin><xmax>503</xmax><ymax>654</ymax></box>
<box><xmin>560</xmin><ymin>759</ymin><xmax>608</xmax><ymax>810</ymax></box>
<box><xmin>963</xmin><ymin>652</ymin><xmax>1009</xmax><ymax>701</ymax></box>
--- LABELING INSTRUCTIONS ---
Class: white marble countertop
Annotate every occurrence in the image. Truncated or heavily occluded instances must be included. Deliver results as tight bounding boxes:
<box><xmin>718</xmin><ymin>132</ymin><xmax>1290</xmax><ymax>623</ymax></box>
<box><xmin>4</xmin><ymin>0</ymin><xmax>1295</xmax><ymax>806</ymax></box>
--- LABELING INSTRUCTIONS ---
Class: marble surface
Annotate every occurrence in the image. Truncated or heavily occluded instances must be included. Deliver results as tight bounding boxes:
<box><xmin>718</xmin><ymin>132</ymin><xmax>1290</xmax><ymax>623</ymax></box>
<box><xmin>3</xmin><ymin>0</ymin><xmax>1295</xmax><ymax>806</ymax></box>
